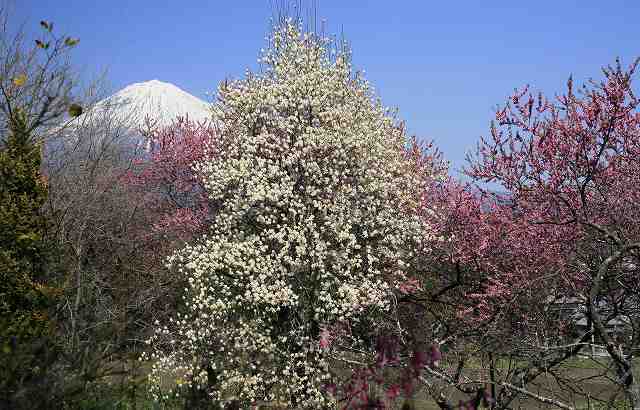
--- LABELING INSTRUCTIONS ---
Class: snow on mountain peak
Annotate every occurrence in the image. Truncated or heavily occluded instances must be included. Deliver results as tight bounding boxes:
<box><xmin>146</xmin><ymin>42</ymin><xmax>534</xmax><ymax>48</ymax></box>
<box><xmin>79</xmin><ymin>79</ymin><xmax>213</xmax><ymax>130</ymax></box>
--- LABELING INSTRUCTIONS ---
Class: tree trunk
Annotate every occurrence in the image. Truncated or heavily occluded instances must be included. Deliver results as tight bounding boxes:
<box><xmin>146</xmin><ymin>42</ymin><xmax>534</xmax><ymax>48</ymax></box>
<box><xmin>623</xmin><ymin>370</ymin><xmax>640</xmax><ymax>409</ymax></box>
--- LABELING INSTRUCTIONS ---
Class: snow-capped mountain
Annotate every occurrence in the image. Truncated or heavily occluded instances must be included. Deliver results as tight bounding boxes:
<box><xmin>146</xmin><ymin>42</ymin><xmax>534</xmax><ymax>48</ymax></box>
<box><xmin>46</xmin><ymin>80</ymin><xmax>214</xmax><ymax>166</ymax></box>
<box><xmin>76</xmin><ymin>79</ymin><xmax>213</xmax><ymax>130</ymax></box>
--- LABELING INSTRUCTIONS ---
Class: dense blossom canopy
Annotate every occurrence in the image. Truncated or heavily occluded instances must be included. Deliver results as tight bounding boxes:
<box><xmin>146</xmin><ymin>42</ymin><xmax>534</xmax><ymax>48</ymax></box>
<box><xmin>146</xmin><ymin>20</ymin><xmax>441</xmax><ymax>407</ymax></box>
<box><xmin>411</xmin><ymin>58</ymin><xmax>640</xmax><ymax>408</ymax></box>
<box><xmin>125</xmin><ymin>118</ymin><xmax>217</xmax><ymax>242</ymax></box>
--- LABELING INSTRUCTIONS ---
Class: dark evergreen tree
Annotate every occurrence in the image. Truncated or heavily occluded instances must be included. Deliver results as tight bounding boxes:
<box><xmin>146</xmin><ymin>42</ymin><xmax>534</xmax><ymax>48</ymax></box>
<box><xmin>0</xmin><ymin>108</ymin><xmax>60</xmax><ymax>409</ymax></box>
<box><xmin>0</xmin><ymin>8</ymin><xmax>80</xmax><ymax>406</ymax></box>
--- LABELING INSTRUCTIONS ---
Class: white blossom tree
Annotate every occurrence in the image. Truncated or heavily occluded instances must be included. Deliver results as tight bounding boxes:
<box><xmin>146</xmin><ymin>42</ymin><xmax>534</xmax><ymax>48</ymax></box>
<box><xmin>146</xmin><ymin>19</ymin><xmax>441</xmax><ymax>408</ymax></box>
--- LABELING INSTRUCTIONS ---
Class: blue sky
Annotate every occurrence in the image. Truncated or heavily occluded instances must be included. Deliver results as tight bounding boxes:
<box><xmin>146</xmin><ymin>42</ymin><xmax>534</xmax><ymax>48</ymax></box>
<box><xmin>17</xmin><ymin>1</ymin><xmax>639</xmax><ymax>175</ymax></box>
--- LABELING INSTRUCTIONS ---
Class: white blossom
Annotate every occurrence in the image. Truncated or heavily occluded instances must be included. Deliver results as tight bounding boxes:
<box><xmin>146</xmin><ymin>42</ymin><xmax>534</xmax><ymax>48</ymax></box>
<box><xmin>146</xmin><ymin>19</ymin><xmax>439</xmax><ymax>408</ymax></box>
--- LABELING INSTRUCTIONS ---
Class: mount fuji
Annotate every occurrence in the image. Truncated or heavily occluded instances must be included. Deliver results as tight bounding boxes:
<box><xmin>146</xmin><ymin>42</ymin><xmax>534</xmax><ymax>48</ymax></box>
<box><xmin>75</xmin><ymin>79</ymin><xmax>213</xmax><ymax>130</ymax></box>
<box><xmin>47</xmin><ymin>80</ymin><xmax>214</xmax><ymax>167</ymax></box>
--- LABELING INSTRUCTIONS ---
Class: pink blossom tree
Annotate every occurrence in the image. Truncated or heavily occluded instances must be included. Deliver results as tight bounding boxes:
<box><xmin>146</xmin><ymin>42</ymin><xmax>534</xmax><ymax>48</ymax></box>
<box><xmin>407</xmin><ymin>58</ymin><xmax>640</xmax><ymax>409</ymax></box>
<box><xmin>123</xmin><ymin>117</ymin><xmax>217</xmax><ymax>242</ymax></box>
<box><xmin>471</xmin><ymin>57</ymin><xmax>640</xmax><ymax>408</ymax></box>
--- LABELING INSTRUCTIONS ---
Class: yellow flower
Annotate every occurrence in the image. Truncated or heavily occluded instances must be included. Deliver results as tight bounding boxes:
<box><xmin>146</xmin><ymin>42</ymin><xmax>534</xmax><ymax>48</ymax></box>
<box><xmin>13</xmin><ymin>73</ymin><xmax>27</xmax><ymax>87</ymax></box>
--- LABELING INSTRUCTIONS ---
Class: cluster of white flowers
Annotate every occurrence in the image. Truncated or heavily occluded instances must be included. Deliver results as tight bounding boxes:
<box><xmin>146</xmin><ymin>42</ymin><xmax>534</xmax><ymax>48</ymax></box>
<box><xmin>145</xmin><ymin>19</ymin><xmax>439</xmax><ymax>408</ymax></box>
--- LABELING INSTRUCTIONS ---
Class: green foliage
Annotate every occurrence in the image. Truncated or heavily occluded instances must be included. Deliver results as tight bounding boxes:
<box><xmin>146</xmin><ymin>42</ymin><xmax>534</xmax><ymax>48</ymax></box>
<box><xmin>40</xmin><ymin>21</ymin><xmax>53</xmax><ymax>32</ymax></box>
<box><xmin>34</xmin><ymin>39</ymin><xmax>49</xmax><ymax>49</ymax></box>
<box><xmin>0</xmin><ymin>108</ymin><xmax>60</xmax><ymax>408</ymax></box>
<box><xmin>0</xmin><ymin>108</ymin><xmax>51</xmax><ymax>334</ymax></box>
<box><xmin>68</xmin><ymin>102</ymin><xmax>83</xmax><ymax>117</ymax></box>
<box><xmin>64</xmin><ymin>37</ymin><xmax>80</xmax><ymax>47</ymax></box>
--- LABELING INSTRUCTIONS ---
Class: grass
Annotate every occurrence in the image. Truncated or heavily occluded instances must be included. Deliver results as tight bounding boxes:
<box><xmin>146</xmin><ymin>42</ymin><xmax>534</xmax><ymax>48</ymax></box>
<box><xmin>88</xmin><ymin>356</ymin><xmax>640</xmax><ymax>409</ymax></box>
<box><xmin>409</xmin><ymin>356</ymin><xmax>640</xmax><ymax>410</ymax></box>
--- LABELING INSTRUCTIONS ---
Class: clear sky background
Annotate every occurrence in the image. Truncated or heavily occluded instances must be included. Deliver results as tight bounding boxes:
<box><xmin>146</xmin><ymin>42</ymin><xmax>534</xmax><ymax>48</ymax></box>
<box><xmin>16</xmin><ymin>1</ymin><xmax>639</xmax><ymax>176</ymax></box>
